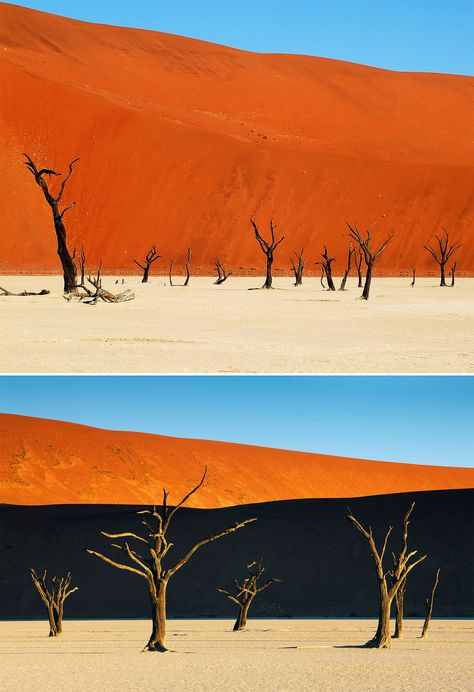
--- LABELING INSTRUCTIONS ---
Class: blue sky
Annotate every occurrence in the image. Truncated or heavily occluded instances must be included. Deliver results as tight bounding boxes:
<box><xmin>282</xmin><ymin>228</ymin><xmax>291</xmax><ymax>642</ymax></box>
<box><xmin>10</xmin><ymin>1</ymin><xmax>474</xmax><ymax>75</ymax></box>
<box><xmin>0</xmin><ymin>376</ymin><xmax>472</xmax><ymax>467</ymax></box>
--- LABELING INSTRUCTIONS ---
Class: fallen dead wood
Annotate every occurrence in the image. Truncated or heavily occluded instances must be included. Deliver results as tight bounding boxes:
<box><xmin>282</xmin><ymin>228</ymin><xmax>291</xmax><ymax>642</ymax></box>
<box><xmin>0</xmin><ymin>286</ymin><xmax>50</xmax><ymax>296</ymax></box>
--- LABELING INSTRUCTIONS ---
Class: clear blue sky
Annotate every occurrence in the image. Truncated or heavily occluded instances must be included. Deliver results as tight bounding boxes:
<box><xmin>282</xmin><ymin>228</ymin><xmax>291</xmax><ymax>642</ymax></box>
<box><xmin>9</xmin><ymin>0</ymin><xmax>474</xmax><ymax>75</ymax></box>
<box><xmin>0</xmin><ymin>376</ymin><xmax>472</xmax><ymax>467</ymax></box>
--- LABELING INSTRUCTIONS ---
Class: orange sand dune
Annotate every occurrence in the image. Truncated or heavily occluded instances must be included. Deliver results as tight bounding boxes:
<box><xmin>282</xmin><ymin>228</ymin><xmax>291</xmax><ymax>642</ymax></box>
<box><xmin>0</xmin><ymin>414</ymin><xmax>472</xmax><ymax>507</ymax></box>
<box><xmin>0</xmin><ymin>3</ymin><xmax>473</xmax><ymax>275</ymax></box>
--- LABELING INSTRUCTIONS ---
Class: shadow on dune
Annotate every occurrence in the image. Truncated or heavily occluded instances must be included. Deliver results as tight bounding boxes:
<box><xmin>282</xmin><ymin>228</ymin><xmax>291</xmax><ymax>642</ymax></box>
<box><xmin>0</xmin><ymin>489</ymin><xmax>472</xmax><ymax>619</ymax></box>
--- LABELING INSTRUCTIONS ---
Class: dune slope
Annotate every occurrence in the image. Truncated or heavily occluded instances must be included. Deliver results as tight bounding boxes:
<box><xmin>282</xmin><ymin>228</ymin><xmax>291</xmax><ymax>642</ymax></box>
<box><xmin>0</xmin><ymin>413</ymin><xmax>472</xmax><ymax>506</ymax></box>
<box><xmin>0</xmin><ymin>2</ymin><xmax>473</xmax><ymax>275</ymax></box>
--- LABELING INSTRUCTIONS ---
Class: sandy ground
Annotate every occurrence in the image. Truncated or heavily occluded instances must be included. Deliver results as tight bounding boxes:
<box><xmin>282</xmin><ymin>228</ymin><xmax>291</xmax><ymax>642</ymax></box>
<box><xmin>0</xmin><ymin>276</ymin><xmax>473</xmax><ymax>373</ymax></box>
<box><xmin>1</xmin><ymin>619</ymin><xmax>472</xmax><ymax>691</ymax></box>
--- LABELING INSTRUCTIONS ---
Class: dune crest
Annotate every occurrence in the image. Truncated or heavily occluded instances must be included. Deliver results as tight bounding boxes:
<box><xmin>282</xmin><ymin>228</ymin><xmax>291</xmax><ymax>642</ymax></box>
<box><xmin>0</xmin><ymin>413</ymin><xmax>472</xmax><ymax>506</ymax></box>
<box><xmin>0</xmin><ymin>2</ymin><xmax>473</xmax><ymax>275</ymax></box>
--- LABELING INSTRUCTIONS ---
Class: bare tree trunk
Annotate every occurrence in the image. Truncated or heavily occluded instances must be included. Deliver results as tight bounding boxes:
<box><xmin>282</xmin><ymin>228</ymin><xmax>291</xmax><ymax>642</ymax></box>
<box><xmin>393</xmin><ymin>578</ymin><xmax>406</xmax><ymax>639</ymax></box>
<box><xmin>440</xmin><ymin>262</ymin><xmax>447</xmax><ymax>287</ymax></box>
<box><xmin>366</xmin><ymin>589</ymin><xmax>392</xmax><ymax>648</ymax></box>
<box><xmin>356</xmin><ymin>251</ymin><xmax>363</xmax><ymax>288</ymax></box>
<box><xmin>450</xmin><ymin>262</ymin><xmax>457</xmax><ymax>286</ymax></box>
<box><xmin>326</xmin><ymin>267</ymin><xmax>336</xmax><ymax>291</ymax></box>
<box><xmin>168</xmin><ymin>260</ymin><xmax>174</xmax><ymax>286</ymax></box>
<box><xmin>184</xmin><ymin>249</ymin><xmax>192</xmax><ymax>287</ymax></box>
<box><xmin>48</xmin><ymin>604</ymin><xmax>60</xmax><ymax>637</ymax></box>
<box><xmin>264</xmin><ymin>255</ymin><xmax>273</xmax><ymax>289</ymax></box>
<box><xmin>410</xmin><ymin>267</ymin><xmax>416</xmax><ymax>287</ymax></box>
<box><xmin>421</xmin><ymin>568</ymin><xmax>440</xmax><ymax>640</ymax></box>
<box><xmin>362</xmin><ymin>263</ymin><xmax>373</xmax><ymax>300</ymax></box>
<box><xmin>54</xmin><ymin>217</ymin><xmax>77</xmax><ymax>293</ymax></box>
<box><xmin>146</xmin><ymin>582</ymin><xmax>168</xmax><ymax>652</ymax></box>
<box><xmin>233</xmin><ymin>598</ymin><xmax>252</xmax><ymax>631</ymax></box>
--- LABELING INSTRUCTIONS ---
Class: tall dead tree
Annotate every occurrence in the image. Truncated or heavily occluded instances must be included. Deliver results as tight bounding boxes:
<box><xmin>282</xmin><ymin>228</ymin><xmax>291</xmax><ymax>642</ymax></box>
<box><xmin>339</xmin><ymin>243</ymin><xmax>355</xmax><ymax>291</ymax></box>
<box><xmin>184</xmin><ymin>248</ymin><xmax>192</xmax><ymax>286</ymax></box>
<box><xmin>290</xmin><ymin>248</ymin><xmax>305</xmax><ymax>286</ymax></box>
<box><xmin>410</xmin><ymin>267</ymin><xmax>416</xmax><ymax>287</ymax></box>
<box><xmin>24</xmin><ymin>153</ymin><xmax>79</xmax><ymax>294</ymax></box>
<box><xmin>168</xmin><ymin>260</ymin><xmax>174</xmax><ymax>286</ymax></box>
<box><xmin>30</xmin><ymin>569</ymin><xmax>78</xmax><ymax>637</ymax></box>
<box><xmin>421</xmin><ymin>568</ymin><xmax>440</xmax><ymax>639</ymax></box>
<box><xmin>133</xmin><ymin>245</ymin><xmax>160</xmax><ymax>283</ymax></box>
<box><xmin>250</xmin><ymin>218</ymin><xmax>284</xmax><ymax>289</ymax></box>
<box><xmin>316</xmin><ymin>245</ymin><xmax>336</xmax><ymax>291</ymax></box>
<box><xmin>347</xmin><ymin>223</ymin><xmax>394</xmax><ymax>300</ymax></box>
<box><xmin>87</xmin><ymin>468</ymin><xmax>256</xmax><ymax>652</ymax></box>
<box><xmin>214</xmin><ymin>257</ymin><xmax>232</xmax><ymax>284</ymax></box>
<box><xmin>450</xmin><ymin>261</ymin><xmax>457</xmax><ymax>287</ymax></box>
<box><xmin>424</xmin><ymin>229</ymin><xmax>461</xmax><ymax>287</ymax></box>
<box><xmin>346</xmin><ymin>505</ymin><xmax>426</xmax><ymax>648</ymax></box>
<box><xmin>393</xmin><ymin>502</ymin><xmax>416</xmax><ymax>639</ymax></box>
<box><xmin>219</xmin><ymin>558</ymin><xmax>280</xmax><ymax>631</ymax></box>
<box><xmin>355</xmin><ymin>249</ymin><xmax>364</xmax><ymax>288</ymax></box>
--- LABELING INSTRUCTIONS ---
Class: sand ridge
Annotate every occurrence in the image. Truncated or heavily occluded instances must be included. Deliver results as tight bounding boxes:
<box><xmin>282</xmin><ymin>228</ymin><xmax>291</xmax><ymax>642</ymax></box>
<box><xmin>0</xmin><ymin>413</ymin><xmax>472</xmax><ymax>506</ymax></box>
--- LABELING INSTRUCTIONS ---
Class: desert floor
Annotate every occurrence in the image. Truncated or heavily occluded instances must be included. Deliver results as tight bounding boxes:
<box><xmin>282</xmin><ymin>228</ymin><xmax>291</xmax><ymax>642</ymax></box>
<box><xmin>1</xmin><ymin>619</ymin><xmax>472</xmax><ymax>691</ymax></box>
<box><xmin>1</xmin><ymin>276</ymin><xmax>473</xmax><ymax>373</ymax></box>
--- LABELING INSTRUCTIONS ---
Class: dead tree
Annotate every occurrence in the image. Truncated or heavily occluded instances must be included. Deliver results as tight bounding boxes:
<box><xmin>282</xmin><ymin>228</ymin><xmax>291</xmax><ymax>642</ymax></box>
<box><xmin>219</xmin><ymin>558</ymin><xmax>280</xmax><ymax>631</ymax></box>
<box><xmin>450</xmin><ymin>261</ymin><xmax>457</xmax><ymax>287</ymax></box>
<box><xmin>0</xmin><ymin>287</ymin><xmax>49</xmax><ymax>296</ymax></box>
<box><xmin>410</xmin><ymin>267</ymin><xmax>416</xmax><ymax>287</ymax></box>
<box><xmin>355</xmin><ymin>249</ymin><xmax>364</xmax><ymax>288</ymax></box>
<box><xmin>347</xmin><ymin>223</ymin><xmax>394</xmax><ymax>300</ymax></box>
<box><xmin>316</xmin><ymin>246</ymin><xmax>336</xmax><ymax>291</ymax></box>
<box><xmin>133</xmin><ymin>245</ymin><xmax>160</xmax><ymax>283</ymax></box>
<box><xmin>393</xmin><ymin>502</ymin><xmax>416</xmax><ymax>639</ymax></box>
<box><xmin>290</xmin><ymin>248</ymin><xmax>305</xmax><ymax>286</ymax></box>
<box><xmin>346</xmin><ymin>504</ymin><xmax>426</xmax><ymax>648</ymax></box>
<box><xmin>250</xmin><ymin>218</ymin><xmax>284</xmax><ymax>289</ymax></box>
<box><xmin>87</xmin><ymin>468</ymin><xmax>256</xmax><ymax>652</ymax></box>
<box><xmin>24</xmin><ymin>153</ymin><xmax>79</xmax><ymax>294</ymax></box>
<box><xmin>421</xmin><ymin>568</ymin><xmax>440</xmax><ymax>639</ymax></box>
<box><xmin>30</xmin><ymin>569</ymin><xmax>78</xmax><ymax>637</ymax></box>
<box><xmin>424</xmin><ymin>229</ymin><xmax>461</xmax><ymax>287</ymax></box>
<box><xmin>339</xmin><ymin>243</ymin><xmax>355</xmax><ymax>291</ymax></box>
<box><xmin>75</xmin><ymin>245</ymin><xmax>86</xmax><ymax>286</ymax></box>
<box><xmin>76</xmin><ymin>263</ymin><xmax>135</xmax><ymax>304</ymax></box>
<box><xmin>214</xmin><ymin>258</ymin><xmax>232</xmax><ymax>284</ymax></box>
<box><xmin>168</xmin><ymin>260</ymin><xmax>174</xmax><ymax>286</ymax></box>
<box><xmin>320</xmin><ymin>267</ymin><xmax>326</xmax><ymax>289</ymax></box>
<box><xmin>184</xmin><ymin>248</ymin><xmax>192</xmax><ymax>286</ymax></box>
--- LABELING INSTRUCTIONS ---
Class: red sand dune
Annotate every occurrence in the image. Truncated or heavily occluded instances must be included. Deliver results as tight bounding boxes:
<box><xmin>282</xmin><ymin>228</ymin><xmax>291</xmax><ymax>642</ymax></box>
<box><xmin>0</xmin><ymin>413</ymin><xmax>472</xmax><ymax>507</ymax></box>
<box><xmin>0</xmin><ymin>3</ymin><xmax>473</xmax><ymax>276</ymax></box>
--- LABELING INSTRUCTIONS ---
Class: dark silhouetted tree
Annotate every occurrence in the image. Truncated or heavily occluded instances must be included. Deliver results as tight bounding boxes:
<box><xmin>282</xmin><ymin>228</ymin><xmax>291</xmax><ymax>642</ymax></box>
<box><xmin>24</xmin><ymin>153</ymin><xmax>80</xmax><ymax>294</ymax></box>
<box><xmin>290</xmin><ymin>248</ymin><xmax>305</xmax><ymax>286</ymax></box>
<box><xmin>339</xmin><ymin>243</ymin><xmax>355</xmax><ymax>291</ymax></box>
<box><xmin>424</xmin><ymin>229</ymin><xmax>461</xmax><ymax>287</ymax></box>
<box><xmin>316</xmin><ymin>246</ymin><xmax>336</xmax><ymax>291</ymax></box>
<box><xmin>214</xmin><ymin>258</ymin><xmax>232</xmax><ymax>284</ymax></box>
<box><xmin>134</xmin><ymin>245</ymin><xmax>160</xmax><ymax>283</ymax></box>
<box><xmin>347</xmin><ymin>223</ymin><xmax>394</xmax><ymax>300</ymax></box>
<box><xmin>250</xmin><ymin>218</ymin><xmax>284</xmax><ymax>289</ymax></box>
